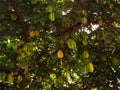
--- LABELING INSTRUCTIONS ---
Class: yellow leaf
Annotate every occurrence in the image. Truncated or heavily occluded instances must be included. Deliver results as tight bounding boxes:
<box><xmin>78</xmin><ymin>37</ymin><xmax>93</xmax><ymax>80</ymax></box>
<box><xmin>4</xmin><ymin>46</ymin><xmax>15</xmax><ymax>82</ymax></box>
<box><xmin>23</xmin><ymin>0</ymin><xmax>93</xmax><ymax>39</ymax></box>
<box><xmin>57</xmin><ymin>50</ymin><xmax>64</xmax><ymax>59</ymax></box>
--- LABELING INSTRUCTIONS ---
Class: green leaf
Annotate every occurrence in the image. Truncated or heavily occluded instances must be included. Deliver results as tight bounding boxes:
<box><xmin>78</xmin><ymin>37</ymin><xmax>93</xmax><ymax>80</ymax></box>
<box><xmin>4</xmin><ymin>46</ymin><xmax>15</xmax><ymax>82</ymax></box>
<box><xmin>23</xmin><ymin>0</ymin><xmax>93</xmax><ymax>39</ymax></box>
<box><xmin>46</xmin><ymin>5</ymin><xmax>54</xmax><ymax>12</ymax></box>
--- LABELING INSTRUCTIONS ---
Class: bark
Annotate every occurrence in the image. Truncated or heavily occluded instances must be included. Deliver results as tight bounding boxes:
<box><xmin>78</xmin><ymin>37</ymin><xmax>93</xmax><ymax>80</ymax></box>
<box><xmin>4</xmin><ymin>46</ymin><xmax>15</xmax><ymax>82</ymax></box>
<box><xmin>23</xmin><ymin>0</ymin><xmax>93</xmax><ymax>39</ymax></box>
<box><xmin>8</xmin><ymin>0</ymin><xmax>28</xmax><ymax>43</ymax></box>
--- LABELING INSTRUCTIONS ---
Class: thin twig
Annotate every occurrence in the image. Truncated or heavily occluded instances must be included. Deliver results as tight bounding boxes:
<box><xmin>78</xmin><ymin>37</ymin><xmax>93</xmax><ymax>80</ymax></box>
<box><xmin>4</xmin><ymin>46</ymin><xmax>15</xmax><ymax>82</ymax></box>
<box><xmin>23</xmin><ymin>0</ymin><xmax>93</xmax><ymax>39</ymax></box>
<box><xmin>0</xmin><ymin>66</ymin><xmax>17</xmax><ymax>72</ymax></box>
<box><xmin>106</xmin><ymin>22</ymin><xmax>120</xmax><ymax>33</ymax></box>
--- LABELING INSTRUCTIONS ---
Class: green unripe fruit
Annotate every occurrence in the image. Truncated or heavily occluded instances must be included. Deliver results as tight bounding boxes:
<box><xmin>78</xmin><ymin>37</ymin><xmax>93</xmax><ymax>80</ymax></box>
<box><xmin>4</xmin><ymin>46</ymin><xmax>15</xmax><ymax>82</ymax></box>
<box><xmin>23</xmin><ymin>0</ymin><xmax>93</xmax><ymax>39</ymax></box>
<box><xmin>83</xmin><ymin>50</ymin><xmax>89</xmax><ymax>58</ymax></box>
<box><xmin>66</xmin><ymin>38</ymin><xmax>77</xmax><ymax>49</ymax></box>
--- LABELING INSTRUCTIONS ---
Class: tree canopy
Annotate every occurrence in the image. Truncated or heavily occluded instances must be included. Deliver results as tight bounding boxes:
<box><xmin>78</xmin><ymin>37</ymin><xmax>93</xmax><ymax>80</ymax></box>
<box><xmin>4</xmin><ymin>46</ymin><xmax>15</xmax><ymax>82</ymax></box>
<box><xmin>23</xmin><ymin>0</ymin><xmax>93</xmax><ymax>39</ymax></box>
<box><xmin>0</xmin><ymin>0</ymin><xmax>120</xmax><ymax>90</ymax></box>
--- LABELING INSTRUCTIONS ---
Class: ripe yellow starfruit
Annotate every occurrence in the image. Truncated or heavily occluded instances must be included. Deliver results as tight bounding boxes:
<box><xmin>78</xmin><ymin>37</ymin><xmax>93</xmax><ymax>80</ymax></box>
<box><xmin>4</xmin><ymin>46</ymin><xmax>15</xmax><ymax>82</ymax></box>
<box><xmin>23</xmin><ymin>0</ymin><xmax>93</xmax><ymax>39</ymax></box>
<box><xmin>17</xmin><ymin>75</ymin><xmax>23</xmax><ymax>83</ymax></box>
<box><xmin>57</xmin><ymin>50</ymin><xmax>64</xmax><ymax>59</ymax></box>
<box><xmin>8</xmin><ymin>74</ymin><xmax>14</xmax><ymax>84</ymax></box>
<box><xmin>30</xmin><ymin>31</ymin><xmax>35</xmax><ymax>37</ymax></box>
<box><xmin>81</xmin><ymin>17</ymin><xmax>87</xmax><ymax>24</ymax></box>
<box><xmin>87</xmin><ymin>62</ymin><xmax>94</xmax><ymax>73</ymax></box>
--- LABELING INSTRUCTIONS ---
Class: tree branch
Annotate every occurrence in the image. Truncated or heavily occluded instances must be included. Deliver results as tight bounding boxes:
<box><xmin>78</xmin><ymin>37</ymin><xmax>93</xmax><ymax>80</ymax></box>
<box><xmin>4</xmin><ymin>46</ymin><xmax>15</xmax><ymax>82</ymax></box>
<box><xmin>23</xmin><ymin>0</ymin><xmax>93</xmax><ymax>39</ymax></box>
<box><xmin>105</xmin><ymin>22</ymin><xmax>120</xmax><ymax>33</ymax></box>
<box><xmin>28</xmin><ymin>50</ymin><xmax>57</xmax><ymax>89</ymax></box>
<box><xmin>34</xmin><ymin>59</ymin><xmax>60</xmax><ymax>90</ymax></box>
<box><xmin>30</xmin><ymin>22</ymin><xmax>82</xmax><ymax>89</ymax></box>
<box><xmin>54</xmin><ymin>22</ymin><xmax>81</xmax><ymax>38</ymax></box>
<box><xmin>28</xmin><ymin>62</ymin><xmax>46</xmax><ymax>90</ymax></box>
<box><xmin>8</xmin><ymin>0</ymin><xmax>28</xmax><ymax>43</ymax></box>
<box><xmin>0</xmin><ymin>66</ymin><xmax>17</xmax><ymax>72</ymax></box>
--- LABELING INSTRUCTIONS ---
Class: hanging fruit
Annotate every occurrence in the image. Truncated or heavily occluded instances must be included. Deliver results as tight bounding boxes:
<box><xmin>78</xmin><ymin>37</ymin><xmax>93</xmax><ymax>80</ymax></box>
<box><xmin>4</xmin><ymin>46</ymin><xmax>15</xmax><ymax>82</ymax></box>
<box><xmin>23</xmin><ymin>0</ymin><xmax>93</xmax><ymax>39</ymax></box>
<box><xmin>87</xmin><ymin>62</ymin><xmax>94</xmax><ymax>72</ymax></box>
<box><xmin>30</xmin><ymin>31</ymin><xmax>35</xmax><ymax>37</ymax></box>
<box><xmin>49</xmin><ymin>12</ymin><xmax>55</xmax><ymax>21</ymax></box>
<box><xmin>17</xmin><ymin>75</ymin><xmax>23</xmax><ymax>83</ymax></box>
<box><xmin>83</xmin><ymin>50</ymin><xmax>89</xmax><ymax>59</ymax></box>
<box><xmin>66</xmin><ymin>38</ymin><xmax>77</xmax><ymax>49</ymax></box>
<box><xmin>81</xmin><ymin>17</ymin><xmax>87</xmax><ymax>24</ymax></box>
<box><xmin>8</xmin><ymin>73</ymin><xmax>14</xmax><ymax>84</ymax></box>
<box><xmin>57</xmin><ymin>50</ymin><xmax>64</xmax><ymax>59</ymax></box>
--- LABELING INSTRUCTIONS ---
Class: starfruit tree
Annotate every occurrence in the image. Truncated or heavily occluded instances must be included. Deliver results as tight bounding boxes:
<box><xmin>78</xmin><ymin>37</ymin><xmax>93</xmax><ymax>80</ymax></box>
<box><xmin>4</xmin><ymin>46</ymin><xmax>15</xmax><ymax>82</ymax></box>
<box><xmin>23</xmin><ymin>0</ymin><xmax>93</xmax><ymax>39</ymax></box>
<box><xmin>0</xmin><ymin>0</ymin><xmax>120</xmax><ymax>90</ymax></box>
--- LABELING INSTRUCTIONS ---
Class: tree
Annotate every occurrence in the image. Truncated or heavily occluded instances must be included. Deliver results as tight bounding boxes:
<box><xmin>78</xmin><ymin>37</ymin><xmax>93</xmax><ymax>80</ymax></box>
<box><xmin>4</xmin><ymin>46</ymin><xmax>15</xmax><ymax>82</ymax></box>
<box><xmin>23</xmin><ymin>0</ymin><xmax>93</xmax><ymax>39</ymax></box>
<box><xmin>0</xmin><ymin>0</ymin><xmax>120</xmax><ymax>90</ymax></box>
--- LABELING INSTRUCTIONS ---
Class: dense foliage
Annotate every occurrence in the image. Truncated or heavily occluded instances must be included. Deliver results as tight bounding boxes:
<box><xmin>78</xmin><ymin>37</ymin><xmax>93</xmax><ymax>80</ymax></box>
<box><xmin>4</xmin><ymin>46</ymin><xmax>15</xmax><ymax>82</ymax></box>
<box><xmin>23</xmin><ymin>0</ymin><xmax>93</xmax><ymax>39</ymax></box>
<box><xmin>0</xmin><ymin>0</ymin><xmax>120</xmax><ymax>90</ymax></box>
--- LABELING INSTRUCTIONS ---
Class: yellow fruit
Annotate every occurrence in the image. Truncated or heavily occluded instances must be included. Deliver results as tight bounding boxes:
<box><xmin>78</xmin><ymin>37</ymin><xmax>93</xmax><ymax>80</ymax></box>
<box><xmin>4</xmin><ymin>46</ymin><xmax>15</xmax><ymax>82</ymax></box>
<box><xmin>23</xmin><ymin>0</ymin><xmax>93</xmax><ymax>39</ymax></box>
<box><xmin>66</xmin><ymin>38</ymin><xmax>77</xmax><ymax>49</ymax></box>
<box><xmin>17</xmin><ymin>75</ymin><xmax>23</xmax><ymax>83</ymax></box>
<box><xmin>30</xmin><ymin>31</ymin><xmax>35</xmax><ymax>37</ymax></box>
<box><xmin>30</xmin><ymin>31</ymin><xmax>39</xmax><ymax>37</ymax></box>
<box><xmin>57</xmin><ymin>50</ymin><xmax>64</xmax><ymax>59</ymax></box>
<box><xmin>83</xmin><ymin>50</ymin><xmax>89</xmax><ymax>58</ymax></box>
<box><xmin>81</xmin><ymin>17</ymin><xmax>87</xmax><ymax>24</ymax></box>
<box><xmin>87</xmin><ymin>62</ymin><xmax>94</xmax><ymax>72</ymax></box>
<box><xmin>8</xmin><ymin>74</ymin><xmax>14</xmax><ymax>84</ymax></box>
